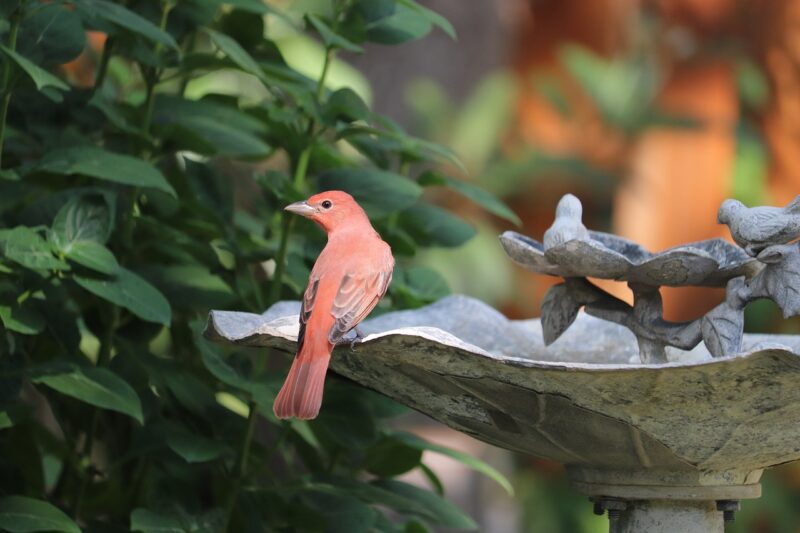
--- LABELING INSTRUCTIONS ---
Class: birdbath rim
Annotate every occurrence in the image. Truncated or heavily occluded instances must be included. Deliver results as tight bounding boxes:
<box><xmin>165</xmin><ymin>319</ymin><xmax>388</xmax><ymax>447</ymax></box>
<box><xmin>204</xmin><ymin>295</ymin><xmax>800</xmax><ymax>372</ymax></box>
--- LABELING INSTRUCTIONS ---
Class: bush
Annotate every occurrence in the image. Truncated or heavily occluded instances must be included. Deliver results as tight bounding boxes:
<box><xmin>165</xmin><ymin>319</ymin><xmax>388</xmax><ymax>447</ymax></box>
<box><xmin>0</xmin><ymin>1</ymin><xmax>513</xmax><ymax>531</ymax></box>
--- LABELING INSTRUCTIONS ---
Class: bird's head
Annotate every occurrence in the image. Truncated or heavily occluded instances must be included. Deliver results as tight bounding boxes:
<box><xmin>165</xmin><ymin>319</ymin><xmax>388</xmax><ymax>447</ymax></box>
<box><xmin>284</xmin><ymin>190</ymin><xmax>368</xmax><ymax>233</ymax></box>
<box><xmin>717</xmin><ymin>199</ymin><xmax>743</xmax><ymax>225</ymax></box>
<box><xmin>555</xmin><ymin>193</ymin><xmax>583</xmax><ymax>220</ymax></box>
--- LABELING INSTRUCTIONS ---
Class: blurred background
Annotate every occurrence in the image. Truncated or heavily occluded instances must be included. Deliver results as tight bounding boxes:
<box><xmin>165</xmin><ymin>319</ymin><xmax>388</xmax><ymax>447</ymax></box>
<box><xmin>61</xmin><ymin>0</ymin><xmax>800</xmax><ymax>531</ymax></box>
<box><xmin>333</xmin><ymin>0</ymin><xmax>800</xmax><ymax>531</ymax></box>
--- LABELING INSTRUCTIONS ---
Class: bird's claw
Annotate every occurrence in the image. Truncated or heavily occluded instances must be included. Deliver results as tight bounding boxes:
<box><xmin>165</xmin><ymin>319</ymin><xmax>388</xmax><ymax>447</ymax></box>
<box><xmin>349</xmin><ymin>326</ymin><xmax>365</xmax><ymax>351</ymax></box>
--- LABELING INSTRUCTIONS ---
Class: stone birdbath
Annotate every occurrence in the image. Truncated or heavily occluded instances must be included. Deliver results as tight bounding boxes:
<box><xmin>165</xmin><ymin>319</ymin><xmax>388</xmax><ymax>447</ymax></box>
<box><xmin>205</xmin><ymin>195</ymin><xmax>800</xmax><ymax>533</ymax></box>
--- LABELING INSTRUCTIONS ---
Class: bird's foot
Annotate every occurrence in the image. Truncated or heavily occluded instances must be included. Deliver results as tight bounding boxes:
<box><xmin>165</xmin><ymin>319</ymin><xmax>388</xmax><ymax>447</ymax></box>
<box><xmin>745</xmin><ymin>244</ymin><xmax>762</xmax><ymax>258</ymax></box>
<box><xmin>349</xmin><ymin>326</ymin><xmax>365</xmax><ymax>350</ymax></box>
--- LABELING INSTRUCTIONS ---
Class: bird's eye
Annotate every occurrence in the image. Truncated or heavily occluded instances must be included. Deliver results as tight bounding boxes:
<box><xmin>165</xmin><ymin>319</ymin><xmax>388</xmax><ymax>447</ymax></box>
<box><xmin>321</xmin><ymin>200</ymin><xmax>332</xmax><ymax>209</ymax></box>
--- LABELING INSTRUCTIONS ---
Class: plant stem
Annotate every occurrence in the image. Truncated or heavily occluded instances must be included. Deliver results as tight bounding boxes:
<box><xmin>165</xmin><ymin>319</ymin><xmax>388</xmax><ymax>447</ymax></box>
<box><xmin>248</xmin><ymin>262</ymin><xmax>265</xmax><ymax>312</ymax></box>
<box><xmin>265</xmin><ymin>47</ymin><xmax>334</xmax><ymax>305</ymax></box>
<box><xmin>89</xmin><ymin>37</ymin><xmax>114</xmax><ymax>98</ymax></box>
<box><xmin>140</xmin><ymin>1</ymin><xmax>173</xmax><ymax>138</ymax></box>
<box><xmin>130</xmin><ymin>0</ymin><xmax>172</xmax><ymax>243</ymax></box>
<box><xmin>236</xmin><ymin>401</ymin><xmax>259</xmax><ymax>477</ymax></box>
<box><xmin>177</xmin><ymin>32</ymin><xmax>197</xmax><ymax>97</ymax></box>
<box><xmin>266</xmin><ymin>214</ymin><xmax>294</xmax><ymax>306</ymax></box>
<box><xmin>73</xmin><ymin>305</ymin><xmax>119</xmax><ymax>519</ymax></box>
<box><xmin>141</xmin><ymin>74</ymin><xmax>158</xmax><ymax>138</ymax></box>
<box><xmin>223</xmin><ymin>399</ymin><xmax>258</xmax><ymax>532</ymax></box>
<box><xmin>0</xmin><ymin>3</ymin><xmax>23</xmax><ymax>170</ymax></box>
<box><xmin>315</xmin><ymin>46</ymin><xmax>333</xmax><ymax>102</ymax></box>
<box><xmin>399</xmin><ymin>159</ymin><xmax>410</xmax><ymax>176</ymax></box>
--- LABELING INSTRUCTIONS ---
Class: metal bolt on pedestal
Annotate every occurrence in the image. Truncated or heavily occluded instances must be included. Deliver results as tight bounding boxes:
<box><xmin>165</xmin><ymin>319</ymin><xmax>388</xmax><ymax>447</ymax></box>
<box><xmin>716</xmin><ymin>500</ymin><xmax>740</xmax><ymax>523</ymax></box>
<box><xmin>591</xmin><ymin>498</ymin><xmax>628</xmax><ymax>518</ymax></box>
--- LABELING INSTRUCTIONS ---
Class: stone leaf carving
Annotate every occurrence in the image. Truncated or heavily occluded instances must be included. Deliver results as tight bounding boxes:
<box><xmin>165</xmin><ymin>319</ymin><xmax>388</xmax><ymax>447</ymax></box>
<box><xmin>702</xmin><ymin>302</ymin><xmax>745</xmax><ymax>359</ymax></box>
<box><xmin>541</xmin><ymin>282</ymin><xmax>581</xmax><ymax>345</ymax></box>
<box><xmin>750</xmin><ymin>243</ymin><xmax>800</xmax><ymax>318</ymax></box>
<box><xmin>544</xmin><ymin>238</ymin><xmax>631</xmax><ymax>279</ymax></box>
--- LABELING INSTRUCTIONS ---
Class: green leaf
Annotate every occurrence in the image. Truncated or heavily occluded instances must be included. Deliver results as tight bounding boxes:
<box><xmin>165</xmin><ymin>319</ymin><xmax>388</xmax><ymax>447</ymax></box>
<box><xmin>405</xmin><ymin>519</ymin><xmax>432</xmax><ymax>533</ymax></box>
<box><xmin>353</xmin><ymin>0</ymin><xmax>395</xmax><ymax>23</ymax></box>
<box><xmin>364</xmin><ymin>4</ymin><xmax>432</xmax><ymax>45</ymax></box>
<box><xmin>192</xmin><ymin>322</ymin><xmax>275</xmax><ymax>408</ymax></box>
<box><xmin>419</xmin><ymin>463</ymin><xmax>444</xmax><ymax>496</ymax></box>
<box><xmin>0</xmin><ymin>46</ymin><xmax>69</xmax><ymax>91</ymax></box>
<box><xmin>559</xmin><ymin>45</ymin><xmax>655</xmax><ymax>131</ymax></box>
<box><xmin>223</xmin><ymin>0</ymin><xmax>272</xmax><ymax>13</ymax></box>
<box><xmin>51</xmin><ymin>194</ymin><xmax>113</xmax><ymax>245</ymax></box>
<box><xmin>362</xmin><ymin>0</ymin><xmax>454</xmax><ymax>45</ymax></box>
<box><xmin>306</xmin><ymin>14</ymin><xmax>363</xmax><ymax>52</ymax></box>
<box><xmin>196</xmin><ymin>336</ymin><xmax>251</xmax><ymax>391</ymax></box>
<box><xmin>318</xmin><ymin>168</ymin><xmax>422</xmax><ymax>217</ymax></box>
<box><xmin>219</xmin><ymin>7</ymin><xmax>266</xmax><ymax>51</ymax></box>
<box><xmin>18</xmin><ymin>4</ymin><xmax>86</xmax><ymax>65</ymax></box>
<box><xmin>338</xmin><ymin>125</ymin><xmax>465</xmax><ymax>171</ymax></box>
<box><xmin>394</xmin><ymin>432</ymin><xmax>514</xmax><ymax>496</ymax></box>
<box><xmin>365</xmin><ymin>435</ymin><xmax>423</xmax><ymax>477</ymax></box>
<box><xmin>62</xmin><ymin>241</ymin><xmax>119</xmax><ymax>274</ymax></box>
<box><xmin>372</xmin><ymin>479</ymin><xmax>477</xmax><ymax>530</ymax></box>
<box><xmin>165</xmin><ymin>427</ymin><xmax>227</xmax><ymax>463</ymax></box>
<box><xmin>399</xmin><ymin>203</ymin><xmax>476</xmax><ymax>247</ymax></box>
<box><xmin>0</xmin><ymin>496</ymin><xmax>80</xmax><ymax>533</ymax></box>
<box><xmin>0</xmin><ymin>301</ymin><xmax>45</xmax><ymax>335</ymax></box>
<box><xmin>50</xmin><ymin>194</ymin><xmax>119</xmax><ymax>274</ymax></box>
<box><xmin>314</xmin><ymin>390</ymin><xmax>379</xmax><ymax>448</ymax></box>
<box><xmin>32</xmin><ymin>365</ymin><xmax>144</xmax><ymax>423</ymax></box>
<box><xmin>74</xmin><ymin>267</ymin><xmax>171</xmax><ymax>325</ymax></box>
<box><xmin>37</xmin><ymin>147</ymin><xmax>176</xmax><ymax>197</ymax></box>
<box><xmin>141</xmin><ymin>265</ymin><xmax>235</xmax><ymax>308</ymax></box>
<box><xmin>154</xmin><ymin>97</ymin><xmax>271</xmax><ymax>158</ymax></box>
<box><xmin>89</xmin><ymin>96</ymin><xmax>145</xmax><ymax>137</ymax></box>
<box><xmin>206</xmin><ymin>28</ymin><xmax>265</xmax><ymax>81</ymax></box>
<box><xmin>391</xmin><ymin>265</ymin><xmax>450</xmax><ymax>308</ymax></box>
<box><xmin>736</xmin><ymin>58</ymin><xmax>769</xmax><ymax>110</ymax></box>
<box><xmin>418</xmin><ymin>171</ymin><xmax>521</xmax><ymax>225</ymax></box>
<box><xmin>130</xmin><ymin>508</ymin><xmax>184</xmax><ymax>533</ymax></box>
<box><xmin>399</xmin><ymin>0</ymin><xmax>456</xmax><ymax>39</ymax></box>
<box><xmin>0</xmin><ymin>227</ymin><xmax>69</xmax><ymax>271</ymax></box>
<box><xmin>322</xmin><ymin>88</ymin><xmax>370</xmax><ymax>124</ymax></box>
<box><xmin>300</xmin><ymin>489</ymin><xmax>377</xmax><ymax>533</ymax></box>
<box><xmin>77</xmin><ymin>0</ymin><xmax>179</xmax><ymax>50</ymax></box>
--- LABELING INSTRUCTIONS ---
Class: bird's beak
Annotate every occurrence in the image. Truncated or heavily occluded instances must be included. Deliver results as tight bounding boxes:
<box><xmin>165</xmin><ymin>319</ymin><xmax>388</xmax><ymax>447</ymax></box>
<box><xmin>284</xmin><ymin>201</ymin><xmax>317</xmax><ymax>217</ymax></box>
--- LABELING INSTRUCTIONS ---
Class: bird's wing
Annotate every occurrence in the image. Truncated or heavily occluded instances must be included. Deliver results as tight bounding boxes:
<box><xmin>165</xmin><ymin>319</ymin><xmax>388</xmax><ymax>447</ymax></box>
<box><xmin>327</xmin><ymin>268</ymin><xmax>392</xmax><ymax>344</ymax></box>
<box><xmin>748</xmin><ymin>210</ymin><xmax>792</xmax><ymax>239</ymax></box>
<box><xmin>297</xmin><ymin>276</ymin><xmax>320</xmax><ymax>353</ymax></box>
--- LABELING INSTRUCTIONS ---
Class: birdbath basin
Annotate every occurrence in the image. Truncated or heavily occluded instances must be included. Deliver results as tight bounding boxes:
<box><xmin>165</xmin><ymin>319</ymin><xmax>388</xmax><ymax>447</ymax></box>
<box><xmin>206</xmin><ymin>194</ymin><xmax>800</xmax><ymax>532</ymax></box>
<box><xmin>205</xmin><ymin>295</ymin><xmax>800</xmax><ymax>533</ymax></box>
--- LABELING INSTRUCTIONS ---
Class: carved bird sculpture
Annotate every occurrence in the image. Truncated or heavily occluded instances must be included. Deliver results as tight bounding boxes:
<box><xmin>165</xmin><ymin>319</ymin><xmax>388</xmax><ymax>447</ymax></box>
<box><xmin>544</xmin><ymin>193</ymin><xmax>590</xmax><ymax>250</ymax></box>
<box><xmin>717</xmin><ymin>196</ymin><xmax>800</xmax><ymax>257</ymax></box>
<box><xmin>273</xmin><ymin>191</ymin><xmax>394</xmax><ymax>420</ymax></box>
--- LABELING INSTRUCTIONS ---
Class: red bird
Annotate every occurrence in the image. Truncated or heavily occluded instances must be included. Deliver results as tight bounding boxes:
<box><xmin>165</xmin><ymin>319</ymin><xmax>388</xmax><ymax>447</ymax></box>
<box><xmin>273</xmin><ymin>191</ymin><xmax>394</xmax><ymax>420</ymax></box>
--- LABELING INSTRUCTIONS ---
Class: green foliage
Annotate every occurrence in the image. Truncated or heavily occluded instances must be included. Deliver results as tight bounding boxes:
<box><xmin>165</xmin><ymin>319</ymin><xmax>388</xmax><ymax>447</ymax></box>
<box><xmin>0</xmin><ymin>495</ymin><xmax>81</xmax><ymax>533</ymax></box>
<box><xmin>0</xmin><ymin>0</ymin><xmax>513</xmax><ymax>531</ymax></box>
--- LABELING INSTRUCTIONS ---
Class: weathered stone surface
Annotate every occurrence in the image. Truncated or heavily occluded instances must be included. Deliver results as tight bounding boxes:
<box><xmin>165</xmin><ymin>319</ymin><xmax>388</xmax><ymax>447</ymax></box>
<box><xmin>500</xmin><ymin>231</ymin><xmax>756</xmax><ymax>288</ymax></box>
<box><xmin>499</xmin><ymin>192</ymin><xmax>800</xmax><ymax>362</ymax></box>
<box><xmin>205</xmin><ymin>294</ymin><xmax>800</xmax><ymax>487</ymax></box>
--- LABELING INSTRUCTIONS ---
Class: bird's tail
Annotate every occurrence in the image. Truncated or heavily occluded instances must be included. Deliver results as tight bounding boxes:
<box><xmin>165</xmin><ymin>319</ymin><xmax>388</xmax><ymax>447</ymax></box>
<box><xmin>786</xmin><ymin>195</ymin><xmax>800</xmax><ymax>215</ymax></box>
<box><xmin>273</xmin><ymin>348</ymin><xmax>331</xmax><ymax>420</ymax></box>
